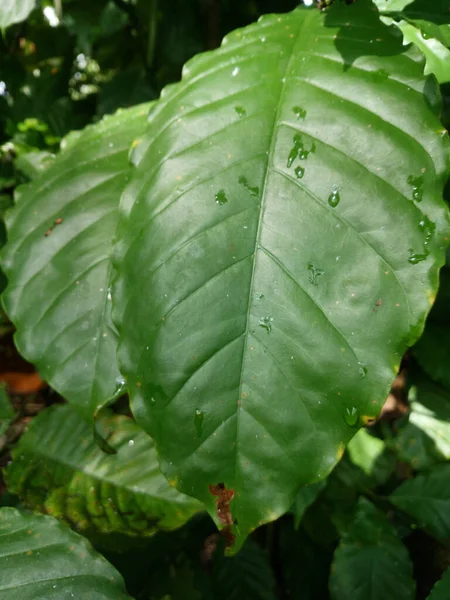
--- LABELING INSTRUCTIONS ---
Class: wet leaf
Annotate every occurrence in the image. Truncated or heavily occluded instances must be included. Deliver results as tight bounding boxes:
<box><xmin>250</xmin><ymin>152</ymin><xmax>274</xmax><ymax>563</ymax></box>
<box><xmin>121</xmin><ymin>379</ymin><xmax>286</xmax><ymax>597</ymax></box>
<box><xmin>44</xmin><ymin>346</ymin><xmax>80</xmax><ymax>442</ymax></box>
<box><xmin>0</xmin><ymin>507</ymin><xmax>131</xmax><ymax>599</ymax></box>
<box><xmin>5</xmin><ymin>404</ymin><xmax>202</xmax><ymax>536</ymax></box>
<box><xmin>113</xmin><ymin>1</ymin><xmax>449</xmax><ymax>549</ymax></box>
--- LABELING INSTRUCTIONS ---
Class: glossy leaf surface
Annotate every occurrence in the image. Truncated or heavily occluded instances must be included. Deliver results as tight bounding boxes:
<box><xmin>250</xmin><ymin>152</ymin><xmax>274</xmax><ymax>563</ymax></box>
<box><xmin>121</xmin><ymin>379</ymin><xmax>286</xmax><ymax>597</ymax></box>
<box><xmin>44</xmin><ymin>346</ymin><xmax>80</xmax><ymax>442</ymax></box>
<box><xmin>5</xmin><ymin>404</ymin><xmax>201</xmax><ymax>536</ymax></box>
<box><xmin>330</xmin><ymin>499</ymin><xmax>415</xmax><ymax>600</ymax></box>
<box><xmin>1</xmin><ymin>103</ymin><xmax>152</xmax><ymax>420</ymax></box>
<box><xmin>390</xmin><ymin>464</ymin><xmax>450</xmax><ymax>540</ymax></box>
<box><xmin>397</xmin><ymin>20</ymin><xmax>450</xmax><ymax>83</ymax></box>
<box><xmin>0</xmin><ymin>0</ymin><xmax>35</xmax><ymax>29</ymax></box>
<box><xmin>0</xmin><ymin>507</ymin><xmax>130</xmax><ymax>599</ymax></box>
<box><xmin>114</xmin><ymin>1</ymin><xmax>449</xmax><ymax>548</ymax></box>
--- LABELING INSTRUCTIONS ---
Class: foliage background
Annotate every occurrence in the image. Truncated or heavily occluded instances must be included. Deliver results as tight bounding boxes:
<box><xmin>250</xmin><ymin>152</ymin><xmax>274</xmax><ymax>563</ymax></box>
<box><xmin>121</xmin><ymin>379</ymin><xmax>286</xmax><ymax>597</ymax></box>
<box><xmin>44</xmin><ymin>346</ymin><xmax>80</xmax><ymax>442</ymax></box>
<box><xmin>1</xmin><ymin>1</ymin><xmax>450</xmax><ymax>599</ymax></box>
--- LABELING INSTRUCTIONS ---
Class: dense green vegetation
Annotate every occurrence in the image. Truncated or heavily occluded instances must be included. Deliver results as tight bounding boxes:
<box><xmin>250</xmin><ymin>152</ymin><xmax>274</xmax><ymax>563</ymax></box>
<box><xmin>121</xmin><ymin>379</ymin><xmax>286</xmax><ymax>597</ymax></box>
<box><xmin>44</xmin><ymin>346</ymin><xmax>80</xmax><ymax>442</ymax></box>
<box><xmin>1</xmin><ymin>0</ymin><xmax>450</xmax><ymax>598</ymax></box>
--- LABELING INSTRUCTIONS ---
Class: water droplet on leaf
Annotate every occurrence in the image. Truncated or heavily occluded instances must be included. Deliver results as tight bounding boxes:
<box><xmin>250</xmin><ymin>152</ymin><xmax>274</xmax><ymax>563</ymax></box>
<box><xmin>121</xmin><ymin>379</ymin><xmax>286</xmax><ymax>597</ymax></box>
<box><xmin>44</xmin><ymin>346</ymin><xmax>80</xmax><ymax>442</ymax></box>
<box><xmin>292</xmin><ymin>105</ymin><xmax>307</xmax><ymax>119</ymax></box>
<box><xmin>259</xmin><ymin>316</ymin><xmax>273</xmax><ymax>334</ymax></box>
<box><xmin>407</xmin><ymin>174</ymin><xmax>424</xmax><ymax>202</ymax></box>
<box><xmin>328</xmin><ymin>187</ymin><xmax>340</xmax><ymax>207</ymax></box>
<box><xmin>114</xmin><ymin>376</ymin><xmax>126</xmax><ymax>395</ymax></box>
<box><xmin>238</xmin><ymin>175</ymin><xmax>259</xmax><ymax>197</ymax></box>
<box><xmin>295</xmin><ymin>166</ymin><xmax>305</xmax><ymax>179</ymax></box>
<box><xmin>287</xmin><ymin>134</ymin><xmax>303</xmax><ymax>168</ymax></box>
<box><xmin>308</xmin><ymin>263</ymin><xmax>324</xmax><ymax>286</ymax></box>
<box><xmin>215</xmin><ymin>189</ymin><xmax>228</xmax><ymax>205</ymax></box>
<box><xmin>194</xmin><ymin>409</ymin><xmax>204</xmax><ymax>436</ymax></box>
<box><xmin>418</xmin><ymin>215</ymin><xmax>435</xmax><ymax>246</ymax></box>
<box><xmin>344</xmin><ymin>406</ymin><xmax>359</xmax><ymax>427</ymax></box>
<box><xmin>408</xmin><ymin>249</ymin><xmax>428</xmax><ymax>264</ymax></box>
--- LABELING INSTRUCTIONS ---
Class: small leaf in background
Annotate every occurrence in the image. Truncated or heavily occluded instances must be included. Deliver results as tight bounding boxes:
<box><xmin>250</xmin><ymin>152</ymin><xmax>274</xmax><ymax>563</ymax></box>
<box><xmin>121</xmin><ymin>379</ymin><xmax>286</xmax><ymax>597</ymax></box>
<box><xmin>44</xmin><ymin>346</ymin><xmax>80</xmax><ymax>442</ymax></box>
<box><xmin>204</xmin><ymin>539</ymin><xmax>276</xmax><ymax>600</ymax></box>
<box><xmin>0</xmin><ymin>507</ymin><xmax>130</xmax><ymax>599</ymax></box>
<box><xmin>374</xmin><ymin>0</ymin><xmax>415</xmax><ymax>11</ymax></box>
<box><xmin>347</xmin><ymin>428</ymin><xmax>396</xmax><ymax>483</ymax></box>
<box><xmin>292</xmin><ymin>480</ymin><xmax>327</xmax><ymax>529</ymax></box>
<box><xmin>414</xmin><ymin>267</ymin><xmax>450</xmax><ymax>389</ymax></box>
<box><xmin>397</xmin><ymin>20</ymin><xmax>450</xmax><ymax>83</ymax></box>
<box><xmin>392</xmin><ymin>379</ymin><xmax>450</xmax><ymax>470</ymax></box>
<box><xmin>0</xmin><ymin>0</ymin><xmax>36</xmax><ymax>29</ymax></box>
<box><xmin>0</xmin><ymin>102</ymin><xmax>153</xmax><ymax>421</ymax></box>
<box><xmin>278</xmin><ymin>520</ymin><xmax>333</xmax><ymax>600</ymax></box>
<box><xmin>390</xmin><ymin>463</ymin><xmax>450</xmax><ymax>541</ymax></box>
<box><xmin>14</xmin><ymin>151</ymin><xmax>55</xmax><ymax>180</ymax></box>
<box><xmin>330</xmin><ymin>498</ymin><xmax>415</xmax><ymax>600</ymax></box>
<box><xmin>5</xmin><ymin>404</ymin><xmax>201</xmax><ymax>537</ymax></box>
<box><xmin>427</xmin><ymin>565</ymin><xmax>450</xmax><ymax>600</ymax></box>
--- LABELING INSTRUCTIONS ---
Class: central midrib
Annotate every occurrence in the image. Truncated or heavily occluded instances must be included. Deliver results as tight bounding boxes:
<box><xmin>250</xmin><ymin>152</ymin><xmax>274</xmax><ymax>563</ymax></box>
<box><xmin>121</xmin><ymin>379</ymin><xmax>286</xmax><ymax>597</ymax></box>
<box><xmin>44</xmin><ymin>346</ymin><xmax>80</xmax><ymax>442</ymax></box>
<box><xmin>233</xmin><ymin>11</ymin><xmax>312</xmax><ymax>513</ymax></box>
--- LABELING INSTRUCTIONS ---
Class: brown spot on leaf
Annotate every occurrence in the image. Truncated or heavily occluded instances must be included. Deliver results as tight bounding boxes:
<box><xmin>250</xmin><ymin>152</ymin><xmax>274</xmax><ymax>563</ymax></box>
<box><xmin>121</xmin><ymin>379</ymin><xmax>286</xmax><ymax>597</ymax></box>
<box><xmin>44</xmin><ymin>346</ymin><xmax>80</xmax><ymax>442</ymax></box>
<box><xmin>209</xmin><ymin>482</ymin><xmax>236</xmax><ymax>547</ymax></box>
<box><xmin>54</xmin><ymin>217</ymin><xmax>63</xmax><ymax>225</ymax></box>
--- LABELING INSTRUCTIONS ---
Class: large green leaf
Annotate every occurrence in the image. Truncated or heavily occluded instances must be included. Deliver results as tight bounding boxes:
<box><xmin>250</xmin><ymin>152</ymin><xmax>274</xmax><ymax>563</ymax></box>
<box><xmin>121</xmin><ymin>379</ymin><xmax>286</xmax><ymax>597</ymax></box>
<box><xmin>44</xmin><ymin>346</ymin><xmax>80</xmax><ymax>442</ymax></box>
<box><xmin>390</xmin><ymin>463</ymin><xmax>450</xmax><ymax>541</ymax></box>
<box><xmin>0</xmin><ymin>507</ymin><xmax>131</xmax><ymax>599</ymax></box>
<box><xmin>427</xmin><ymin>567</ymin><xmax>450</xmax><ymax>600</ymax></box>
<box><xmin>0</xmin><ymin>103</ymin><xmax>153</xmax><ymax>421</ymax></box>
<box><xmin>5</xmin><ymin>404</ymin><xmax>201</xmax><ymax>536</ymax></box>
<box><xmin>113</xmin><ymin>1</ymin><xmax>449</xmax><ymax>549</ymax></box>
<box><xmin>330</xmin><ymin>498</ymin><xmax>415</xmax><ymax>600</ymax></box>
<box><xmin>0</xmin><ymin>0</ymin><xmax>36</xmax><ymax>29</ymax></box>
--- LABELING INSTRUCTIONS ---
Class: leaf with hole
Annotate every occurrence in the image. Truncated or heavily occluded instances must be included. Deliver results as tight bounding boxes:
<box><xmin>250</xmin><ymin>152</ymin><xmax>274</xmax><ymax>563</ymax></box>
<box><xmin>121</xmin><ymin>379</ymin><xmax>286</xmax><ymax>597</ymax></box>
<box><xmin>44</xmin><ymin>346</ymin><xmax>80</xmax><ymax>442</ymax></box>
<box><xmin>113</xmin><ymin>1</ymin><xmax>449</xmax><ymax>550</ymax></box>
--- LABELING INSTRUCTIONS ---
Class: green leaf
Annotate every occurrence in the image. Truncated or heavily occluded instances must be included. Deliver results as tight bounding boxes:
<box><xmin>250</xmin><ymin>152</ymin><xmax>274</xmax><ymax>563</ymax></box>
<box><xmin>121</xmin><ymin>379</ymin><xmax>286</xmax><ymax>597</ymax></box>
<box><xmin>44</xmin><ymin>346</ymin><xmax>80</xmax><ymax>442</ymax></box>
<box><xmin>427</xmin><ymin>566</ymin><xmax>450</xmax><ymax>600</ymax></box>
<box><xmin>374</xmin><ymin>0</ymin><xmax>414</xmax><ymax>11</ymax></box>
<box><xmin>113</xmin><ymin>1</ymin><xmax>450</xmax><ymax>549</ymax></box>
<box><xmin>0</xmin><ymin>507</ymin><xmax>131</xmax><ymax>599</ymax></box>
<box><xmin>5</xmin><ymin>404</ymin><xmax>201</xmax><ymax>536</ymax></box>
<box><xmin>207</xmin><ymin>540</ymin><xmax>276</xmax><ymax>600</ymax></box>
<box><xmin>292</xmin><ymin>480</ymin><xmax>326</xmax><ymax>529</ymax></box>
<box><xmin>414</xmin><ymin>268</ymin><xmax>450</xmax><ymax>389</ymax></box>
<box><xmin>392</xmin><ymin>379</ymin><xmax>450</xmax><ymax>470</ymax></box>
<box><xmin>330</xmin><ymin>498</ymin><xmax>415</xmax><ymax>600</ymax></box>
<box><xmin>347</xmin><ymin>428</ymin><xmax>395</xmax><ymax>483</ymax></box>
<box><xmin>397</xmin><ymin>20</ymin><xmax>450</xmax><ymax>83</ymax></box>
<box><xmin>0</xmin><ymin>103</ymin><xmax>153</xmax><ymax>421</ymax></box>
<box><xmin>0</xmin><ymin>0</ymin><xmax>36</xmax><ymax>29</ymax></box>
<box><xmin>0</xmin><ymin>385</ymin><xmax>14</xmax><ymax>438</ymax></box>
<box><xmin>390</xmin><ymin>463</ymin><xmax>450</xmax><ymax>541</ymax></box>
<box><xmin>14</xmin><ymin>151</ymin><xmax>55</xmax><ymax>180</ymax></box>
